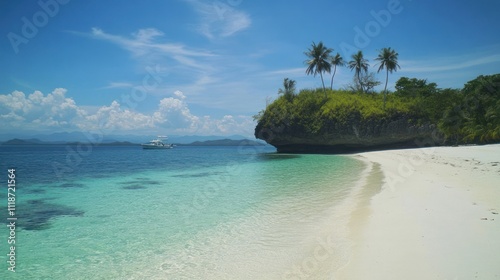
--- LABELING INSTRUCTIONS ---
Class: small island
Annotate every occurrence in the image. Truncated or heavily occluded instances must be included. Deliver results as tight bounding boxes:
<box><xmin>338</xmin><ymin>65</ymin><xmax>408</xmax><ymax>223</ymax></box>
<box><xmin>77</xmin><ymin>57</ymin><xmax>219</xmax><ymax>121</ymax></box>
<box><xmin>254</xmin><ymin>42</ymin><xmax>500</xmax><ymax>153</ymax></box>
<box><xmin>177</xmin><ymin>139</ymin><xmax>266</xmax><ymax>146</ymax></box>
<box><xmin>0</xmin><ymin>138</ymin><xmax>138</xmax><ymax>146</ymax></box>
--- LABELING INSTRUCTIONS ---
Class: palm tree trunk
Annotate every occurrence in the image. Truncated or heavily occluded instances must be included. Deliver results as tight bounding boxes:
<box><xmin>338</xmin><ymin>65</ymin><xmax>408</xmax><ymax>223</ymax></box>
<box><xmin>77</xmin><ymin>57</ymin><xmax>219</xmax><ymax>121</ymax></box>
<box><xmin>357</xmin><ymin>72</ymin><xmax>364</xmax><ymax>93</ymax></box>
<box><xmin>383</xmin><ymin>69</ymin><xmax>389</xmax><ymax>109</ymax></box>
<box><xmin>320</xmin><ymin>72</ymin><xmax>327</xmax><ymax>98</ymax></box>
<box><xmin>330</xmin><ymin>66</ymin><xmax>337</xmax><ymax>90</ymax></box>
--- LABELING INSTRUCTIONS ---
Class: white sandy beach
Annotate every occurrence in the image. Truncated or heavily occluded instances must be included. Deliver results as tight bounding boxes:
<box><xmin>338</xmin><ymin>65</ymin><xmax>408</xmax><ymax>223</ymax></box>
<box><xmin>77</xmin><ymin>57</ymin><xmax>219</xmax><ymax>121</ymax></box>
<box><xmin>339</xmin><ymin>144</ymin><xmax>500</xmax><ymax>280</ymax></box>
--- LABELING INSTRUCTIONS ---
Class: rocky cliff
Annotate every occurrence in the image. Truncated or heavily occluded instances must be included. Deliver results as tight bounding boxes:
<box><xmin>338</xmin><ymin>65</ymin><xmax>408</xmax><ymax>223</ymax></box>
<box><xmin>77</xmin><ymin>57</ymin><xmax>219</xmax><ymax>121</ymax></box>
<box><xmin>255</xmin><ymin>105</ymin><xmax>444</xmax><ymax>154</ymax></box>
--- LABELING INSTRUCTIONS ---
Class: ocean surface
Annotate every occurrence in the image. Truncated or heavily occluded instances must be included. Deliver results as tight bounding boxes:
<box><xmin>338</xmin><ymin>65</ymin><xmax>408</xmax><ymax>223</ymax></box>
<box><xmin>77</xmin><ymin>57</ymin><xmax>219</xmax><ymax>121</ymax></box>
<box><xmin>0</xmin><ymin>144</ymin><xmax>366</xmax><ymax>279</ymax></box>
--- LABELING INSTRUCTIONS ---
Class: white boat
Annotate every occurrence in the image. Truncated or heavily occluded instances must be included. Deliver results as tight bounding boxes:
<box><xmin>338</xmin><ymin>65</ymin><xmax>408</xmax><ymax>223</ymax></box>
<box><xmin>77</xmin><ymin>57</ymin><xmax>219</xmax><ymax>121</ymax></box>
<box><xmin>141</xmin><ymin>136</ymin><xmax>173</xmax><ymax>149</ymax></box>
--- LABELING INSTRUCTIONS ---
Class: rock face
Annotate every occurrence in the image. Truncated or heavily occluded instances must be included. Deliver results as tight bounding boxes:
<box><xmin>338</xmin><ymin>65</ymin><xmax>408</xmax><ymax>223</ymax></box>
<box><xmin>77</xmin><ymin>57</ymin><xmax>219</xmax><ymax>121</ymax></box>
<box><xmin>255</xmin><ymin>115</ymin><xmax>444</xmax><ymax>154</ymax></box>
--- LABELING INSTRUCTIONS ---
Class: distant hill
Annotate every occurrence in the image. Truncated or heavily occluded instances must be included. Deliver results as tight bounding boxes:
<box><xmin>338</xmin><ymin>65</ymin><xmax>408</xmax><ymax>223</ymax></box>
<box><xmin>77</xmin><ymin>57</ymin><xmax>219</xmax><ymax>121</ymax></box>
<box><xmin>168</xmin><ymin>135</ymin><xmax>252</xmax><ymax>144</ymax></box>
<box><xmin>1</xmin><ymin>137</ymin><xmax>265</xmax><ymax>147</ymax></box>
<box><xmin>66</xmin><ymin>141</ymin><xmax>139</xmax><ymax>146</ymax></box>
<box><xmin>2</xmin><ymin>138</ymin><xmax>42</xmax><ymax>145</ymax></box>
<box><xmin>179</xmin><ymin>139</ymin><xmax>266</xmax><ymax>146</ymax></box>
<box><xmin>0</xmin><ymin>132</ymin><xmax>255</xmax><ymax>144</ymax></box>
<box><xmin>1</xmin><ymin>138</ymin><xmax>138</xmax><ymax>146</ymax></box>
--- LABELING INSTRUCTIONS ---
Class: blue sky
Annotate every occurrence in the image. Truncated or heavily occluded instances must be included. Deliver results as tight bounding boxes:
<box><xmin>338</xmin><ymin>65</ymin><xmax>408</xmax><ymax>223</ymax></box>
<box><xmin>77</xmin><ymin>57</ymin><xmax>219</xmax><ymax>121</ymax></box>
<box><xmin>1</xmin><ymin>0</ymin><xmax>499</xmax><ymax>137</ymax></box>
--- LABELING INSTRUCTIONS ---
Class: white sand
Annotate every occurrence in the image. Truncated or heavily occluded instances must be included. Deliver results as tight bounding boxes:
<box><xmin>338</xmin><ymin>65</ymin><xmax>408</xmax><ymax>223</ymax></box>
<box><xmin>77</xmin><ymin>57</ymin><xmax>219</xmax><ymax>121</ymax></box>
<box><xmin>338</xmin><ymin>144</ymin><xmax>500</xmax><ymax>280</ymax></box>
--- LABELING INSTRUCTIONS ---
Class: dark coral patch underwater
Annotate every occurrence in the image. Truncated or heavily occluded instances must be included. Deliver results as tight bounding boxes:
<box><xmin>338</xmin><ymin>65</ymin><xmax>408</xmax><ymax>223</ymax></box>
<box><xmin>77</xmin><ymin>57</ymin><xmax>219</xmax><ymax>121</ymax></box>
<box><xmin>1</xmin><ymin>199</ymin><xmax>84</xmax><ymax>230</ymax></box>
<box><xmin>121</xmin><ymin>184</ymin><xmax>147</xmax><ymax>190</ymax></box>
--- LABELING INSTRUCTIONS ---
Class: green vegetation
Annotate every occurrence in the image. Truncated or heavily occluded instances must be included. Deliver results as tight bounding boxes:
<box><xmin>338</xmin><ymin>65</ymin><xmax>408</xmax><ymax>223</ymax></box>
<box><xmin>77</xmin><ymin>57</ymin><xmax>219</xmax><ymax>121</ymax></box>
<box><xmin>256</xmin><ymin>87</ymin><xmax>418</xmax><ymax>138</ymax></box>
<box><xmin>256</xmin><ymin>74</ymin><xmax>500</xmax><ymax>146</ymax></box>
<box><xmin>440</xmin><ymin>74</ymin><xmax>500</xmax><ymax>142</ymax></box>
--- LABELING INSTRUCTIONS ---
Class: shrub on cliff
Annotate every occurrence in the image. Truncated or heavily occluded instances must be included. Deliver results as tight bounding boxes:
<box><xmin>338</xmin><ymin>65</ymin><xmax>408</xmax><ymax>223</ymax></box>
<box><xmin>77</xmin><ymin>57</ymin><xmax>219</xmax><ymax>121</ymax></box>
<box><xmin>256</xmin><ymin>88</ymin><xmax>422</xmax><ymax>139</ymax></box>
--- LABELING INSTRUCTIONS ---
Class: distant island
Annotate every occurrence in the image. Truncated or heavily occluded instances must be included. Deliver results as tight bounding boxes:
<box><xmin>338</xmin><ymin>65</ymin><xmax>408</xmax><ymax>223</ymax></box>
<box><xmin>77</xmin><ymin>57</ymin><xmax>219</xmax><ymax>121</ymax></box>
<box><xmin>1</xmin><ymin>138</ymin><xmax>266</xmax><ymax>147</ymax></box>
<box><xmin>1</xmin><ymin>138</ymin><xmax>139</xmax><ymax>146</ymax></box>
<box><xmin>176</xmin><ymin>139</ymin><xmax>266</xmax><ymax>146</ymax></box>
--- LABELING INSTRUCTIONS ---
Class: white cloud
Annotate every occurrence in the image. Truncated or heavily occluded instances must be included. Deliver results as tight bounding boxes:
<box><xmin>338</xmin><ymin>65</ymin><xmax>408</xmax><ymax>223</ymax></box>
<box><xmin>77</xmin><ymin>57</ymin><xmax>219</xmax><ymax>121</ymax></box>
<box><xmin>213</xmin><ymin>115</ymin><xmax>255</xmax><ymax>134</ymax></box>
<box><xmin>132</xmin><ymin>28</ymin><xmax>164</xmax><ymax>44</ymax></box>
<box><xmin>400</xmin><ymin>53</ymin><xmax>500</xmax><ymax>73</ymax></box>
<box><xmin>186</xmin><ymin>0</ymin><xmax>251</xmax><ymax>39</ymax></box>
<box><xmin>87</xmin><ymin>27</ymin><xmax>214</xmax><ymax>69</ymax></box>
<box><xmin>84</xmin><ymin>101</ymin><xmax>153</xmax><ymax>131</ymax></box>
<box><xmin>173</xmin><ymin>90</ymin><xmax>186</xmax><ymax>99</ymax></box>
<box><xmin>153</xmin><ymin>97</ymin><xmax>200</xmax><ymax>130</ymax></box>
<box><xmin>266</xmin><ymin>67</ymin><xmax>305</xmax><ymax>77</ymax></box>
<box><xmin>102</xmin><ymin>82</ymin><xmax>134</xmax><ymax>89</ymax></box>
<box><xmin>0</xmin><ymin>89</ymin><xmax>256</xmax><ymax>136</ymax></box>
<box><xmin>0</xmin><ymin>88</ymin><xmax>87</xmax><ymax>130</ymax></box>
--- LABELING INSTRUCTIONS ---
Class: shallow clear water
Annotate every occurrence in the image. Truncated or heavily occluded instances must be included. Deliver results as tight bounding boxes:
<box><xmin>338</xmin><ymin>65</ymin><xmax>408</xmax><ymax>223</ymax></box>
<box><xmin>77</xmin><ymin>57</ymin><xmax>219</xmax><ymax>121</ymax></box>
<box><xmin>0</xmin><ymin>145</ymin><xmax>365</xmax><ymax>279</ymax></box>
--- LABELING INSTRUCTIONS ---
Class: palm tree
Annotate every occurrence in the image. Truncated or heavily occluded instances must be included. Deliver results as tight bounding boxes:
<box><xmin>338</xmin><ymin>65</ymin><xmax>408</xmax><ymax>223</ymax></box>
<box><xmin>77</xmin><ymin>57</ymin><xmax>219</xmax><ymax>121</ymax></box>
<box><xmin>375</xmin><ymin>47</ymin><xmax>400</xmax><ymax>109</ymax></box>
<box><xmin>348</xmin><ymin>50</ymin><xmax>369</xmax><ymax>93</ymax></box>
<box><xmin>329</xmin><ymin>53</ymin><xmax>345</xmax><ymax>90</ymax></box>
<box><xmin>278</xmin><ymin>78</ymin><xmax>296</xmax><ymax>100</ymax></box>
<box><xmin>305</xmin><ymin>41</ymin><xmax>332</xmax><ymax>98</ymax></box>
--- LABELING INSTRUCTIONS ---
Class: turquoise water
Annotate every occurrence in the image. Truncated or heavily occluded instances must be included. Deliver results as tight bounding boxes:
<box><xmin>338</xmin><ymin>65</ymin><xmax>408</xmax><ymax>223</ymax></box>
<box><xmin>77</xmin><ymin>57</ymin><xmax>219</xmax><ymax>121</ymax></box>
<box><xmin>0</xmin><ymin>145</ymin><xmax>365</xmax><ymax>279</ymax></box>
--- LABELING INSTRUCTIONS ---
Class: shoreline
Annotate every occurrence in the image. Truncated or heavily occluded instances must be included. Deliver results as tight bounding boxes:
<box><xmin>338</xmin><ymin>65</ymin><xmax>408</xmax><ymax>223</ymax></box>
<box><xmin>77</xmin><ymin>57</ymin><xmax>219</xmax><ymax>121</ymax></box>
<box><xmin>338</xmin><ymin>144</ymin><xmax>500</xmax><ymax>279</ymax></box>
